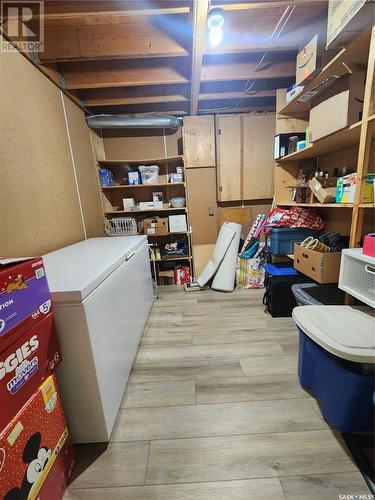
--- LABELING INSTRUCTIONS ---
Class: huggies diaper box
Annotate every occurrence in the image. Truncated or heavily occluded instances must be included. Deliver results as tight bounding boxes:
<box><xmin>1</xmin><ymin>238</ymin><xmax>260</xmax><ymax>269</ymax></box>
<box><xmin>0</xmin><ymin>258</ymin><xmax>52</xmax><ymax>353</ymax></box>
<box><xmin>0</xmin><ymin>313</ymin><xmax>61</xmax><ymax>430</ymax></box>
<box><xmin>0</xmin><ymin>374</ymin><xmax>74</xmax><ymax>500</ymax></box>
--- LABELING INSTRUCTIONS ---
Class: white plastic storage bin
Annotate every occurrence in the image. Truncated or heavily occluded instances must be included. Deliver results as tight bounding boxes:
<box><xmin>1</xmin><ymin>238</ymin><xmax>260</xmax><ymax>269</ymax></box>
<box><xmin>339</xmin><ymin>248</ymin><xmax>375</xmax><ymax>308</ymax></box>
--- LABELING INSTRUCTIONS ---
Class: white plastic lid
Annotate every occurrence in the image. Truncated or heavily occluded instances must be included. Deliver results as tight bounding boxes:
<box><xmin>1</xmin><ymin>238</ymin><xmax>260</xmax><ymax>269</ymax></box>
<box><xmin>293</xmin><ymin>305</ymin><xmax>375</xmax><ymax>363</ymax></box>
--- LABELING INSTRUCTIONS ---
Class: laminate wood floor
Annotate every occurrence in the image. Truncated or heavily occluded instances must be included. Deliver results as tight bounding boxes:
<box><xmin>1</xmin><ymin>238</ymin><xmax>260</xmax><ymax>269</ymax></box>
<box><xmin>65</xmin><ymin>287</ymin><xmax>370</xmax><ymax>500</ymax></box>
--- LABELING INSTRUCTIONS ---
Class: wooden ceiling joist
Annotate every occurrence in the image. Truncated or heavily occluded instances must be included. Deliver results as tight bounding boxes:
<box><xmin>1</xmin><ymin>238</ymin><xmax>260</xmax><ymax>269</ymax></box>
<box><xmin>42</xmin><ymin>7</ymin><xmax>190</xmax><ymax>25</ymax></box>
<box><xmin>201</xmin><ymin>57</ymin><xmax>295</xmax><ymax>82</ymax></box>
<box><xmin>213</xmin><ymin>1</ymin><xmax>317</xmax><ymax>11</ymax></box>
<box><xmin>199</xmin><ymin>90</ymin><xmax>276</xmax><ymax>100</ymax></box>
<box><xmin>40</xmin><ymin>18</ymin><xmax>190</xmax><ymax>62</ymax></box>
<box><xmin>62</xmin><ymin>59</ymin><xmax>190</xmax><ymax>90</ymax></box>
<box><xmin>190</xmin><ymin>0</ymin><xmax>209</xmax><ymax>115</ymax></box>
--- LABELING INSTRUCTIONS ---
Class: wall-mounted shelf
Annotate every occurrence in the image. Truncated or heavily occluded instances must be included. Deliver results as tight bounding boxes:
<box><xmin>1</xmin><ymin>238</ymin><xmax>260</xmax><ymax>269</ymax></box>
<box><xmin>152</xmin><ymin>256</ymin><xmax>192</xmax><ymax>262</ymax></box>
<box><xmin>101</xmin><ymin>182</ymin><xmax>185</xmax><ymax>190</ymax></box>
<box><xmin>276</xmin><ymin>119</ymin><xmax>369</xmax><ymax>164</ymax></box>
<box><xmin>105</xmin><ymin>207</ymin><xmax>187</xmax><ymax>215</ymax></box>
<box><xmin>98</xmin><ymin>155</ymin><xmax>184</xmax><ymax>167</ymax></box>
<box><xmin>279</xmin><ymin>28</ymin><xmax>372</xmax><ymax>117</ymax></box>
<box><xmin>277</xmin><ymin>203</ymin><xmax>354</xmax><ymax>208</ymax></box>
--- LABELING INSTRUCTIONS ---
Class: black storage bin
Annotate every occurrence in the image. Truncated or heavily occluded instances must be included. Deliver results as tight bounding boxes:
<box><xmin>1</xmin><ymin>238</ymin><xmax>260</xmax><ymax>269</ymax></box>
<box><xmin>263</xmin><ymin>274</ymin><xmax>314</xmax><ymax>317</ymax></box>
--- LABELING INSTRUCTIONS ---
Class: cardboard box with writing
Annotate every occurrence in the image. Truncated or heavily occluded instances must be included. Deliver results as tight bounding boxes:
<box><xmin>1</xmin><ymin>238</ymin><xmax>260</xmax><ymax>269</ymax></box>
<box><xmin>326</xmin><ymin>0</ymin><xmax>373</xmax><ymax>48</ymax></box>
<box><xmin>143</xmin><ymin>217</ymin><xmax>168</xmax><ymax>236</ymax></box>
<box><xmin>294</xmin><ymin>244</ymin><xmax>342</xmax><ymax>284</ymax></box>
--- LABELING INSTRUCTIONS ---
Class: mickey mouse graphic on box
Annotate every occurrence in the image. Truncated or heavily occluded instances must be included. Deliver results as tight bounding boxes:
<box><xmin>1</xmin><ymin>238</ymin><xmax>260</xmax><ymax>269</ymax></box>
<box><xmin>0</xmin><ymin>374</ymin><xmax>74</xmax><ymax>500</ymax></box>
<box><xmin>0</xmin><ymin>258</ymin><xmax>52</xmax><ymax>353</ymax></box>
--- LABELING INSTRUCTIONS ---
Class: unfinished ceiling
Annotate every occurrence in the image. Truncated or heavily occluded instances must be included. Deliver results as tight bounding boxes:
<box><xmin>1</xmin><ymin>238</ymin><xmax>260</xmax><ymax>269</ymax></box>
<box><xmin>1</xmin><ymin>0</ymin><xmax>329</xmax><ymax>116</ymax></box>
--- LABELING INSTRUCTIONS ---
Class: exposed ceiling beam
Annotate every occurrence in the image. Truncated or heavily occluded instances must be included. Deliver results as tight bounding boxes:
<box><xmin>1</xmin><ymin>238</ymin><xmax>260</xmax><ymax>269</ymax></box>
<box><xmin>198</xmin><ymin>105</ymin><xmax>275</xmax><ymax>114</ymax></box>
<box><xmin>190</xmin><ymin>0</ymin><xmax>209</xmax><ymax>115</ymax></box>
<box><xmin>216</xmin><ymin>1</ymin><xmax>315</xmax><ymax>11</ymax></box>
<box><xmin>63</xmin><ymin>59</ymin><xmax>190</xmax><ymax>90</ymax></box>
<box><xmin>40</xmin><ymin>21</ymin><xmax>189</xmax><ymax>62</ymax></box>
<box><xmin>41</xmin><ymin>6</ymin><xmax>190</xmax><ymax>23</ymax></box>
<box><xmin>84</xmin><ymin>94</ymin><xmax>189</xmax><ymax>107</ymax></box>
<box><xmin>201</xmin><ymin>58</ymin><xmax>295</xmax><ymax>82</ymax></box>
<box><xmin>199</xmin><ymin>90</ymin><xmax>276</xmax><ymax>100</ymax></box>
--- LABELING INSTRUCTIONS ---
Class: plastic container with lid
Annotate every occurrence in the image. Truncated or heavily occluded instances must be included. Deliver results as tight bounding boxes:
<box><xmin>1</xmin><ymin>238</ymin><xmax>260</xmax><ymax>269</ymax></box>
<box><xmin>293</xmin><ymin>305</ymin><xmax>375</xmax><ymax>432</ymax></box>
<box><xmin>265</xmin><ymin>228</ymin><xmax>318</xmax><ymax>256</ymax></box>
<box><xmin>292</xmin><ymin>283</ymin><xmax>345</xmax><ymax>306</ymax></box>
<box><xmin>138</xmin><ymin>165</ymin><xmax>159</xmax><ymax>184</ymax></box>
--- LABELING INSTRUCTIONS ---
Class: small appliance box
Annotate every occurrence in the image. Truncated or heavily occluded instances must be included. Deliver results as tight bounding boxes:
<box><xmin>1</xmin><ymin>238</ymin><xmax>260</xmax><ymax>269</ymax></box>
<box><xmin>274</xmin><ymin>133</ymin><xmax>305</xmax><ymax>159</ymax></box>
<box><xmin>0</xmin><ymin>313</ymin><xmax>61</xmax><ymax>430</ymax></box>
<box><xmin>175</xmin><ymin>266</ymin><xmax>191</xmax><ymax>286</ymax></box>
<box><xmin>169</xmin><ymin>214</ymin><xmax>187</xmax><ymax>233</ymax></box>
<box><xmin>0</xmin><ymin>374</ymin><xmax>74</xmax><ymax>500</ymax></box>
<box><xmin>336</xmin><ymin>173</ymin><xmax>357</xmax><ymax>203</ymax></box>
<box><xmin>143</xmin><ymin>217</ymin><xmax>168</xmax><ymax>236</ymax></box>
<box><xmin>0</xmin><ymin>257</ymin><xmax>52</xmax><ymax>353</ymax></box>
<box><xmin>294</xmin><ymin>243</ymin><xmax>342</xmax><ymax>284</ymax></box>
<box><xmin>308</xmin><ymin>177</ymin><xmax>336</xmax><ymax>204</ymax></box>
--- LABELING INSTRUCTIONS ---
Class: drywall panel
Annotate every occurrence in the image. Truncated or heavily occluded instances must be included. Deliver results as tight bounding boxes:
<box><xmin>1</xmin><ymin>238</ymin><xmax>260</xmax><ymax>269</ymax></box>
<box><xmin>90</xmin><ymin>130</ymin><xmax>106</xmax><ymax>161</ymax></box>
<box><xmin>183</xmin><ymin>115</ymin><xmax>216</xmax><ymax>167</ymax></box>
<box><xmin>186</xmin><ymin>167</ymin><xmax>219</xmax><ymax>245</ymax></box>
<box><xmin>193</xmin><ymin>244</ymin><xmax>215</xmax><ymax>277</ymax></box>
<box><xmin>219</xmin><ymin>205</ymin><xmax>271</xmax><ymax>240</ymax></box>
<box><xmin>103</xmin><ymin>128</ymin><xmax>181</xmax><ymax>160</ymax></box>
<box><xmin>243</xmin><ymin>114</ymin><xmax>275</xmax><ymax>200</ymax></box>
<box><xmin>0</xmin><ymin>48</ymin><xmax>85</xmax><ymax>257</ymax></box>
<box><xmin>63</xmin><ymin>95</ymin><xmax>104</xmax><ymax>238</ymax></box>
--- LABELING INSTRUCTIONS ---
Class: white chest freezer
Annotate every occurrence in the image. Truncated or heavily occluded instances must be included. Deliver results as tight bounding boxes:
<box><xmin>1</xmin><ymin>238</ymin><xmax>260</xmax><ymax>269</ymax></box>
<box><xmin>43</xmin><ymin>236</ymin><xmax>153</xmax><ymax>443</ymax></box>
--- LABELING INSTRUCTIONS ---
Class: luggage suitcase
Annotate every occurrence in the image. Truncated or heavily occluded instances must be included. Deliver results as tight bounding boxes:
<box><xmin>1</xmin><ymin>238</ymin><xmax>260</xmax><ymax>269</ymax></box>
<box><xmin>263</xmin><ymin>273</ymin><xmax>314</xmax><ymax>317</ymax></box>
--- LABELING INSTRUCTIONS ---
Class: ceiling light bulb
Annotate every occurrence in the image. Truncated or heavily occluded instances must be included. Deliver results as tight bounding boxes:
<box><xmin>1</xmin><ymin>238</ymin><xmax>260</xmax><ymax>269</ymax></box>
<box><xmin>209</xmin><ymin>26</ymin><xmax>223</xmax><ymax>47</ymax></box>
<box><xmin>207</xmin><ymin>8</ymin><xmax>224</xmax><ymax>30</ymax></box>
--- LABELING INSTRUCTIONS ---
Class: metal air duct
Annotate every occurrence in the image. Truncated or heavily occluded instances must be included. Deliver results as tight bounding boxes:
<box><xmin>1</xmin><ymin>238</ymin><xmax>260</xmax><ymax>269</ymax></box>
<box><xmin>86</xmin><ymin>114</ymin><xmax>182</xmax><ymax>130</ymax></box>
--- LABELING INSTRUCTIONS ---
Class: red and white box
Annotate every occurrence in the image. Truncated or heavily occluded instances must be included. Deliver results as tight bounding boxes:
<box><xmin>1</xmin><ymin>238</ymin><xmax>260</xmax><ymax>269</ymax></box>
<box><xmin>0</xmin><ymin>374</ymin><xmax>74</xmax><ymax>500</ymax></box>
<box><xmin>0</xmin><ymin>258</ymin><xmax>52</xmax><ymax>353</ymax></box>
<box><xmin>0</xmin><ymin>313</ymin><xmax>61</xmax><ymax>430</ymax></box>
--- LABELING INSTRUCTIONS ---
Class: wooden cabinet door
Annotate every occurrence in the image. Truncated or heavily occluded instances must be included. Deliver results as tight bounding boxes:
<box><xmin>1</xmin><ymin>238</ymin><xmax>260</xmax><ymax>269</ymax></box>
<box><xmin>243</xmin><ymin>114</ymin><xmax>275</xmax><ymax>200</ymax></box>
<box><xmin>186</xmin><ymin>167</ymin><xmax>219</xmax><ymax>244</ymax></box>
<box><xmin>183</xmin><ymin>115</ymin><xmax>215</xmax><ymax>167</ymax></box>
<box><xmin>216</xmin><ymin>115</ymin><xmax>242</xmax><ymax>201</ymax></box>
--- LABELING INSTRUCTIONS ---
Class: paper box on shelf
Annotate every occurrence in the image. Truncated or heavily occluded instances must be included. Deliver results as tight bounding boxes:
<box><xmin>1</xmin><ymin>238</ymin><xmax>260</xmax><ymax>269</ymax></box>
<box><xmin>143</xmin><ymin>217</ymin><xmax>168</xmax><ymax>236</ymax></box>
<box><xmin>309</xmin><ymin>72</ymin><xmax>365</xmax><ymax>142</ymax></box>
<box><xmin>168</xmin><ymin>215</ymin><xmax>187</xmax><ymax>233</ymax></box>
<box><xmin>0</xmin><ymin>313</ymin><xmax>61</xmax><ymax>430</ymax></box>
<box><xmin>336</xmin><ymin>173</ymin><xmax>356</xmax><ymax>203</ymax></box>
<box><xmin>326</xmin><ymin>0</ymin><xmax>372</xmax><ymax>48</ymax></box>
<box><xmin>294</xmin><ymin>243</ymin><xmax>342</xmax><ymax>284</ymax></box>
<box><xmin>139</xmin><ymin>201</ymin><xmax>156</xmax><ymax>211</ymax></box>
<box><xmin>0</xmin><ymin>374</ymin><xmax>74</xmax><ymax>500</ymax></box>
<box><xmin>308</xmin><ymin>177</ymin><xmax>336</xmax><ymax>204</ymax></box>
<box><xmin>0</xmin><ymin>258</ymin><xmax>52</xmax><ymax>353</ymax></box>
<box><xmin>363</xmin><ymin>174</ymin><xmax>375</xmax><ymax>203</ymax></box>
<box><xmin>296</xmin><ymin>35</ymin><xmax>319</xmax><ymax>85</ymax></box>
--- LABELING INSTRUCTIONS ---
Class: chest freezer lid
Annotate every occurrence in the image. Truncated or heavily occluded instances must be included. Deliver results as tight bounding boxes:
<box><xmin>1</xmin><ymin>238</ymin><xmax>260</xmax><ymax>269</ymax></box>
<box><xmin>293</xmin><ymin>305</ymin><xmax>375</xmax><ymax>363</ymax></box>
<box><xmin>43</xmin><ymin>236</ymin><xmax>147</xmax><ymax>303</ymax></box>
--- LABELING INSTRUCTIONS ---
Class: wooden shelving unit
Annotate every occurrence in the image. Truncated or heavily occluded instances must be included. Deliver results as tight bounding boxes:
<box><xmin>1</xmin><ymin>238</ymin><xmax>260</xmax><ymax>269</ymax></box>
<box><xmin>97</xmin><ymin>156</ymin><xmax>193</xmax><ymax>285</ymax></box>
<box><xmin>275</xmin><ymin>26</ymin><xmax>375</xmax><ymax>248</ymax></box>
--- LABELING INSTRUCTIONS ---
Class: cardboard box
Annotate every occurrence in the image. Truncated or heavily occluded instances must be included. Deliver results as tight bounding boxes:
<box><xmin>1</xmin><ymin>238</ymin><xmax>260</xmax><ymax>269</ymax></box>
<box><xmin>294</xmin><ymin>243</ymin><xmax>342</xmax><ymax>283</ymax></box>
<box><xmin>0</xmin><ymin>374</ymin><xmax>74</xmax><ymax>500</ymax></box>
<box><xmin>363</xmin><ymin>174</ymin><xmax>375</xmax><ymax>203</ymax></box>
<box><xmin>143</xmin><ymin>217</ymin><xmax>168</xmax><ymax>236</ymax></box>
<box><xmin>0</xmin><ymin>258</ymin><xmax>52</xmax><ymax>353</ymax></box>
<box><xmin>0</xmin><ymin>313</ymin><xmax>61</xmax><ymax>430</ymax></box>
<box><xmin>326</xmin><ymin>0</ymin><xmax>372</xmax><ymax>48</ymax></box>
<box><xmin>169</xmin><ymin>214</ymin><xmax>187</xmax><ymax>233</ymax></box>
<box><xmin>296</xmin><ymin>35</ymin><xmax>319</xmax><ymax>85</ymax></box>
<box><xmin>139</xmin><ymin>201</ymin><xmax>156</xmax><ymax>210</ymax></box>
<box><xmin>308</xmin><ymin>178</ymin><xmax>336</xmax><ymax>204</ymax></box>
<box><xmin>336</xmin><ymin>173</ymin><xmax>357</xmax><ymax>203</ymax></box>
<box><xmin>309</xmin><ymin>72</ymin><xmax>364</xmax><ymax>142</ymax></box>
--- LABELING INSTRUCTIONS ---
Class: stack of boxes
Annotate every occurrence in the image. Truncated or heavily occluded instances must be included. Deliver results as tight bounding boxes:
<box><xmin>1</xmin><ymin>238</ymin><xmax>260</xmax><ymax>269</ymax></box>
<box><xmin>0</xmin><ymin>257</ymin><xmax>74</xmax><ymax>499</ymax></box>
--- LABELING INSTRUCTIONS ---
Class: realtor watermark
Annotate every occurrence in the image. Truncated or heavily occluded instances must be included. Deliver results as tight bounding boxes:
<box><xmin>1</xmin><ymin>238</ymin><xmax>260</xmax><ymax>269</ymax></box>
<box><xmin>1</xmin><ymin>1</ymin><xmax>44</xmax><ymax>52</ymax></box>
<box><xmin>339</xmin><ymin>495</ymin><xmax>374</xmax><ymax>500</ymax></box>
